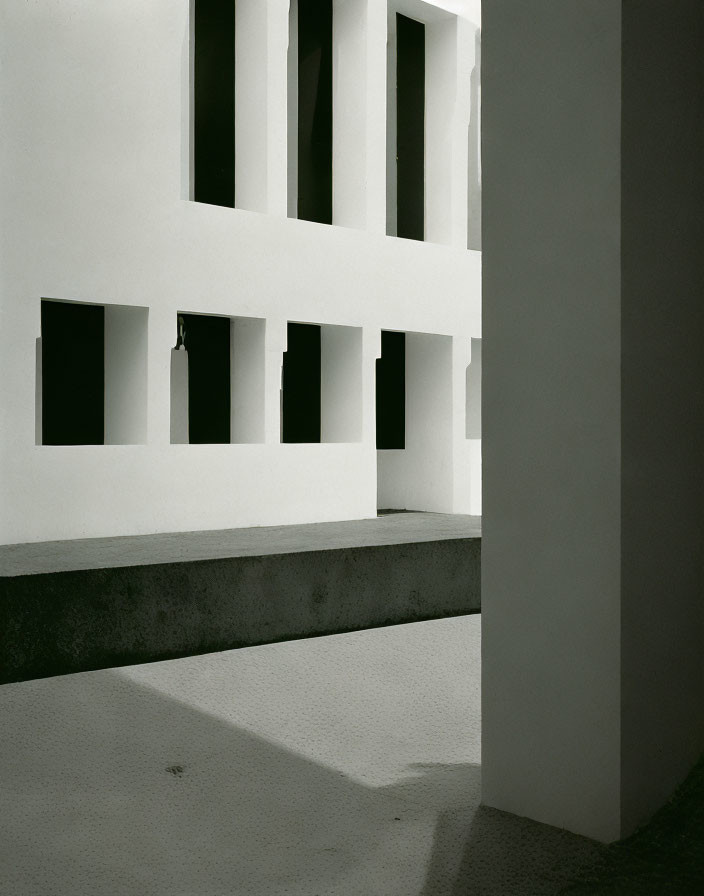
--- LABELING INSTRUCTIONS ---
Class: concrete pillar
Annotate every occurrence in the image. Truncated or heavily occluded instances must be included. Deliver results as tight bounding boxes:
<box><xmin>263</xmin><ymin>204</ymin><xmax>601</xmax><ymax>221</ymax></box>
<box><xmin>286</xmin><ymin>0</ymin><xmax>298</xmax><ymax>218</ymax></box>
<box><xmin>332</xmin><ymin>0</ymin><xmax>367</xmax><ymax>229</ymax></box>
<box><xmin>481</xmin><ymin>0</ymin><xmax>704</xmax><ymax>842</ymax></box>
<box><xmin>235</xmin><ymin>0</ymin><xmax>268</xmax><ymax>213</ymax></box>
<box><xmin>104</xmin><ymin>305</ymin><xmax>148</xmax><ymax>445</ymax></box>
<box><xmin>424</xmin><ymin>17</ymin><xmax>456</xmax><ymax>245</ymax></box>
<box><xmin>321</xmin><ymin>325</ymin><xmax>363</xmax><ymax>442</ymax></box>
<box><xmin>169</xmin><ymin>349</ymin><xmax>189</xmax><ymax>445</ymax></box>
<box><xmin>266</xmin><ymin>0</ymin><xmax>290</xmax><ymax>217</ymax></box>
<box><xmin>230</xmin><ymin>317</ymin><xmax>266</xmax><ymax>444</ymax></box>
<box><xmin>235</xmin><ymin>0</ymin><xmax>288</xmax><ymax>216</ymax></box>
<box><xmin>265</xmin><ymin>319</ymin><xmax>288</xmax><ymax>443</ymax></box>
<box><xmin>364</xmin><ymin>0</ymin><xmax>387</xmax><ymax>235</ymax></box>
<box><xmin>34</xmin><ymin>338</ymin><xmax>42</xmax><ymax>445</ymax></box>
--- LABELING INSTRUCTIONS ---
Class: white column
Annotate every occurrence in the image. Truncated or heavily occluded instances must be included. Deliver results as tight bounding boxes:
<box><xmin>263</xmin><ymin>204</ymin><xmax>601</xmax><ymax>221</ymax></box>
<box><xmin>287</xmin><ymin>0</ymin><xmax>299</xmax><ymax>217</ymax></box>
<box><xmin>365</xmin><ymin>0</ymin><xmax>387</xmax><ymax>234</ymax></box>
<box><xmin>267</xmin><ymin>0</ymin><xmax>290</xmax><ymax>216</ymax></box>
<box><xmin>321</xmin><ymin>325</ymin><xmax>363</xmax><ymax>442</ymax></box>
<box><xmin>425</xmin><ymin>17</ymin><xmax>456</xmax><ymax>245</ymax></box>
<box><xmin>104</xmin><ymin>305</ymin><xmax>148</xmax><ymax>445</ymax></box>
<box><xmin>230</xmin><ymin>317</ymin><xmax>266</xmax><ymax>443</ymax></box>
<box><xmin>170</xmin><ymin>349</ymin><xmax>189</xmax><ymax>445</ymax></box>
<box><xmin>385</xmin><ymin>8</ymin><xmax>397</xmax><ymax>237</ymax></box>
<box><xmin>35</xmin><ymin>338</ymin><xmax>42</xmax><ymax>445</ymax></box>
<box><xmin>332</xmin><ymin>0</ymin><xmax>366</xmax><ymax>229</ymax></box>
<box><xmin>481</xmin><ymin>0</ymin><xmax>704</xmax><ymax>843</ymax></box>
<box><xmin>235</xmin><ymin>0</ymin><xmax>268</xmax><ymax>213</ymax></box>
<box><xmin>265</xmin><ymin>319</ymin><xmax>288</xmax><ymax>443</ymax></box>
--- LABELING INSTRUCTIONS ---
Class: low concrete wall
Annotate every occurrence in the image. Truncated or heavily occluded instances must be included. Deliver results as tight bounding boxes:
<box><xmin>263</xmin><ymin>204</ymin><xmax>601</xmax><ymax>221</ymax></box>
<box><xmin>0</xmin><ymin>538</ymin><xmax>480</xmax><ymax>684</ymax></box>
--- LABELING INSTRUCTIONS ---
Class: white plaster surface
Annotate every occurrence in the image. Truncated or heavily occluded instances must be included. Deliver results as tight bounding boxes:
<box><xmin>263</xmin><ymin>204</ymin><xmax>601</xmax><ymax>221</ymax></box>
<box><xmin>321</xmin><ymin>324</ymin><xmax>363</xmax><ymax>443</ymax></box>
<box><xmin>0</xmin><ymin>617</ymin><xmax>482</xmax><ymax>896</ymax></box>
<box><xmin>230</xmin><ymin>317</ymin><xmax>266</xmax><ymax>444</ymax></box>
<box><xmin>104</xmin><ymin>304</ymin><xmax>149</xmax><ymax>445</ymax></box>
<box><xmin>0</xmin><ymin>0</ymin><xmax>481</xmax><ymax>545</ymax></box>
<box><xmin>378</xmin><ymin>332</ymin><xmax>454</xmax><ymax>512</ymax></box>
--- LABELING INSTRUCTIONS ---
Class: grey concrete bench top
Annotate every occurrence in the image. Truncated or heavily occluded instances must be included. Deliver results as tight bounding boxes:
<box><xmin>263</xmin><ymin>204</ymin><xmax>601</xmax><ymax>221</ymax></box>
<box><xmin>0</xmin><ymin>513</ymin><xmax>481</xmax><ymax>577</ymax></box>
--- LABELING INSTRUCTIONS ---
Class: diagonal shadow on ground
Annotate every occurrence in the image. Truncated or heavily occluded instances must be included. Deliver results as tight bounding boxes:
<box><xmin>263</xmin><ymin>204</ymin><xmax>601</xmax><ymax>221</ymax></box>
<box><xmin>0</xmin><ymin>669</ymin><xmax>474</xmax><ymax>896</ymax></box>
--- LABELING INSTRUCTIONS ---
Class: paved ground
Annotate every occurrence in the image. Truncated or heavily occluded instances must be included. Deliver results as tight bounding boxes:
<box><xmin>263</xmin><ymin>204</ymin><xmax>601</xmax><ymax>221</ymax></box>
<box><xmin>0</xmin><ymin>513</ymin><xmax>481</xmax><ymax>576</ymax></box>
<box><xmin>1</xmin><ymin>616</ymin><xmax>702</xmax><ymax>894</ymax></box>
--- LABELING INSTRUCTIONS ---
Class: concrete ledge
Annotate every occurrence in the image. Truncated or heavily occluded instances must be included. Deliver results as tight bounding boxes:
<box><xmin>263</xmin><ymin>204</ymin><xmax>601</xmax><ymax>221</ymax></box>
<box><xmin>0</xmin><ymin>515</ymin><xmax>481</xmax><ymax>683</ymax></box>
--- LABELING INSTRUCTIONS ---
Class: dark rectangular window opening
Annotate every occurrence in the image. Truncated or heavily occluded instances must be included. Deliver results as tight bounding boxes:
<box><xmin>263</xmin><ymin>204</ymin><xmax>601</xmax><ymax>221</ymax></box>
<box><xmin>376</xmin><ymin>330</ymin><xmax>405</xmax><ymax>449</ymax></box>
<box><xmin>282</xmin><ymin>322</ymin><xmax>321</xmax><ymax>443</ymax></box>
<box><xmin>181</xmin><ymin>313</ymin><xmax>231</xmax><ymax>444</ymax></box>
<box><xmin>194</xmin><ymin>0</ymin><xmax>235</xmax><ymax>208</ymax></box>
<box><xmin>41</xmin><ymin>300</ymin><xmax>105</xmax><ymax>446</ymax></box>
<box><xmin>297</xmin><ymin>0</ymin><xmax>333</xmax><ymax>224</ymax></box>
<box><xmin>396</xmin><ymin>13</ymin><xmax>425</xmax><ymax>241</ymax></box>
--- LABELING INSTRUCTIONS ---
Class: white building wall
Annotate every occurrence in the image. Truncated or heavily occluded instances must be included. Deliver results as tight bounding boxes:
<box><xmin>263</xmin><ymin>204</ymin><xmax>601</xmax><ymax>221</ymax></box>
<box><xmin>0</xmin><ymin>0</ymin><xmax>481</xmax><ymax>544</ymax></box>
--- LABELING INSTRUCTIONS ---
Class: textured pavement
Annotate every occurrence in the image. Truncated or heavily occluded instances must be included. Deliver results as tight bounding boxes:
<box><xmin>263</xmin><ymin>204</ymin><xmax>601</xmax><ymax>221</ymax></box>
<box><xmin>1</xmin><ymin>614</ymin><xmax>702</xmax><ymax>894</ymax></box>
<box><xmin>0</xmin><ymin>512</ymin><xmax>481</xmax><ymax>576</ymax></box>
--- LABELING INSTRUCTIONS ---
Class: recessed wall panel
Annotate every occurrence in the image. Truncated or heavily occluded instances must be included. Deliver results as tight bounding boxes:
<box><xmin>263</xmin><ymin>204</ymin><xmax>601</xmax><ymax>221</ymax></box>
<box><xmin>282</xmin><ymin>322</ymin><xmax>321</xmax><ymax>443</ymax></box>
<box><xmin>182</xmin><ymin>313</ymin><xmax>231</xmax><ymax>444</ymax></box>
<box><xmin>41</xmin><ymin>300</ymin><xmax>104</xmax><ymax>446</ymax></box>
<box><xmin>376</xmin><ymin>330</ymin><xmax>405</xmax><ymax>449</ymax></box>
<box><xmin>297</xmin><ymin>0</ymin><xmax>333</xmax><ymax>224</ymax></box>
<box><xmin>194</xmin><ymin>0</ymin><xmax>235</xmax><ymax>208</ymax></box>
<box><xmin>396</xmin><ymin>13</ymin><xmax>425</xmax><ymax>240</ymax></box>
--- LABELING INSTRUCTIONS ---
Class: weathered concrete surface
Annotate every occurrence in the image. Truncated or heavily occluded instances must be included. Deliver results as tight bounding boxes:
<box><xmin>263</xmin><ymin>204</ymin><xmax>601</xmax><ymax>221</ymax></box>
<box><xmin>0</xmin><ymin>512</ymin><xmax>481</xmax><ymax>575</ymax></box>
<box><xmin>0</xmin><ymin>515</ymin><xmax>481</xmax><ymax>683</ymax></box>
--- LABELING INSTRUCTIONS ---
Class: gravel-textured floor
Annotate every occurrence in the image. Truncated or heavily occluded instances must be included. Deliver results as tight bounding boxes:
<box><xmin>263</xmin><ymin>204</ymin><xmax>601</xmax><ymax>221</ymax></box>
<box><xmin>1</xmin><ymin>615</ymin><xmax>702</xmax><ymax>894</ymax></box>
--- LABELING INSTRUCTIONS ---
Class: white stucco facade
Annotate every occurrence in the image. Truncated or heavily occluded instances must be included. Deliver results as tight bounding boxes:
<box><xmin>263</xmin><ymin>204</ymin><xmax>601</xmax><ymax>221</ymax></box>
<box><xmin>0</xmin><ymin>0</ymin><xmax>481</xmax><ymax>545</ymax></box>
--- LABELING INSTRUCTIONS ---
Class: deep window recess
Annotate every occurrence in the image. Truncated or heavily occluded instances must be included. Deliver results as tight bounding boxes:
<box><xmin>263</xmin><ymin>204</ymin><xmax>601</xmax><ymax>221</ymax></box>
<box><xmin>194</xmin><ymin>0</ymin><xmax>235</xmax><ymax>207</ymax></box>
<box><xmin>282</xmin><ymin>322</ymin><xmax>322</xmax><ymax>443</ymax></box>
<box><xmin>396</xmin><ymin>13</ymin><xmax>425</xmax><ymax>240</ymax></box>
<box><xmin>297</xmin><ymin>0</ymin><xmax>333</xmax><ymax>224</ymax></box>
<box><xmin>41</xmin><ymin>300</ymin><xmax>105</xmax><ymax>445</ymax></box>
<box><xmin>181</xmin><ymin>313</ymin><xmax>231</xmax><ymax>444</ymax></box>
<box><xmin>376</xmin><ymin>330</ymin><xmax>406</xmax><ymax>449</ymax></box>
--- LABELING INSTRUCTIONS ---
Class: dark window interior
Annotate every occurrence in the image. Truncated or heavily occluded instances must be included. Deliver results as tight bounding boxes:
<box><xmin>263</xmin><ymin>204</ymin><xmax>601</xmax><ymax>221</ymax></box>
<box><xmin>194</xmin><ymin>0</ymin><xmax>235</xmax><ymax>208</ymax></box>
<box><xmin>297</xmin><ymin>0</ymin><xmax>333</xmax><ymax>224</ymax></box>
<box><xmin>41</xmin><ymin>300</ymin><xmax>104</xmax><ymax>446</ymax></box>
<box><xmin>182</xmin><ymin>313</ymin><xmax>231</xmax><ymax>444</ymax></box>
<box><xmin>282</xmin><ymin>322</ymin><xmax>321</xmax><ymax>443</ymax></box>
<box><xmin>376</xmin><ymin>330</ymin><xmax>405</xmax><ymax>449</ymax></box>
<box><xmin>396</xmin><ymin>13</ymin><xmax>425</xmax><ymax>240</ymax></box>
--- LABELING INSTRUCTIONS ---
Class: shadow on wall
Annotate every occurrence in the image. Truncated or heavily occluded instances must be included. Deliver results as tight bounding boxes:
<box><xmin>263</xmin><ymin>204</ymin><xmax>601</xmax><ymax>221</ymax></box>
<box><xmin>467</xmin><ymin>27</ymin><xmax>481</xmax><ymax>251</ymax></box>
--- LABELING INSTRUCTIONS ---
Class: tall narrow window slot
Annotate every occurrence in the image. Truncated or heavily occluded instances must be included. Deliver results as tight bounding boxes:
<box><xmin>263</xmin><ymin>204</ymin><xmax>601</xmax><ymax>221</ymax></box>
<box><xmin>41</xmin><ymin>300</ymin><xmax>104</xmax><ymax>445</ymax></box>
<box><xmin>282</xmin><ymin>322</ymin><xmax>321</xmax><ymax>443</ymax></box>
<box><xmin>181</xmin><ymin>313</ymin><xmax>231</xmax><ymax>444</ymax></box>
<box><xmin>194</xmin><ymin>0</ymin><xmax>235</xmax><ymax>207</ymax></box>
<box><xmin>376</xmin><ymin>330</ymin><xmax>405</xmax><ymax>449</ymax></box>
<box><xmin>297</xmin><ymin>0</ymin><xmax>333</xmax><ymax>224</ymax></box>
<box><xmin>396</xmin><ymin>14</ymin><xmax>425</xmax><ymax>240</ymax></box>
